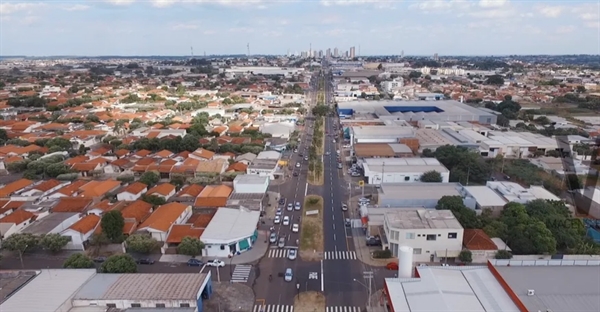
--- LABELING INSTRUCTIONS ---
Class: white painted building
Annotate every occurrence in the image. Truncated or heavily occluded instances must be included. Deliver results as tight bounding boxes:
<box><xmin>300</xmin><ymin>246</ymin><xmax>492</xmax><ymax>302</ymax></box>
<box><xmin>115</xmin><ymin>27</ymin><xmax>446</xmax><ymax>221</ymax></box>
<box><xmin>201</xmin><ymin>207</ymin><xmax>260</xmax><ymax>257</ymax></box>
<box><xmin>233</xmin><ymin>174</ymin><xmax>269</xmax><ymax>194</ymax></box>
<box><xmin>61</xmin><ymin>214</ymin><xmax>100</xmax><ymax>250</ymax></box>
<box><xmin>362</xmin><ymin>158</ymin><xmax>450</xmax><ymax>185</ymax></box>
<box><xmin>116</xmin><ymin>182</ymin><xmax>147</xmax><ymax>202</ymax></box>
<box><xmin>380</xmin><ymin>78</ymin><xmax>404</xmax><ymax>93</ymax></box>
<box><xmin>382</xmin><ymin>209</ymin><xmax>464</xmax><ymax>262</ymax></box>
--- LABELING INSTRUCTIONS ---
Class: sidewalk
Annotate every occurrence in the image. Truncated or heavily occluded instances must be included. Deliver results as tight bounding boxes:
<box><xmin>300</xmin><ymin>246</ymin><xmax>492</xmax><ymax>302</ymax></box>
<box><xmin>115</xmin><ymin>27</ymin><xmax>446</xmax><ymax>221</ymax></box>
<box><xmin>351</xmin><ymin>228</ymin><xmax>388</xmax><ymax>267</ymax></box>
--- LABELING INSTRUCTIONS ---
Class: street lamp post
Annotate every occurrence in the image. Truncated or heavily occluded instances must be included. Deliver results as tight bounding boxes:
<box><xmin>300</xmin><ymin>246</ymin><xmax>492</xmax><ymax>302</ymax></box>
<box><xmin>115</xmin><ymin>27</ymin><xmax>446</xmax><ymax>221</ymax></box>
<box><xmin>296</xmin><ymin>283</ymin><xmax>300</xmax><ymax>299</ymax></box>
<box><xmin>353</xmin><ymin>278</ymin><xmax>371</xmax><ymax>308</ymax></box>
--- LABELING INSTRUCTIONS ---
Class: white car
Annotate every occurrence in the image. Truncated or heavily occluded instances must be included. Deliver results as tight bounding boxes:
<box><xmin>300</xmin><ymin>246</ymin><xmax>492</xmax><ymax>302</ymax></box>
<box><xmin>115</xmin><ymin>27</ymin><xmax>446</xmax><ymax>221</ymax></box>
<box><xmin>287</xmin><ymin>203</ymin><xmax>293</xmax><ymax>211</ymax></box>
<box><xmin>292</xmin><ymin>224</ymin><xmax>299</xmax><ymax>233</ymax></box>
<box><xmin>288</xmin><ymin>249</ymin><xmax>297</xmax><ymax>260</ymax></box>
<box><xmin>276</xmin><ymin>208</ymin><xmax>283</xmax><ymax>216</ymax></box>
<box><xmin>283</xmin><ymin>216</ymin><xmax>290</xmax><ymax>226</ymax></box>
<box><xmin>296</xmin><ymin>162</ymin><xmax>301</xmax><ymax>168</ymax></box>
<box><xmin>341</xmin><ymin>204</ymin><xmax>348</xmax><ymax>211</ymax></box>
<box><xmin>294</xmin><ymin>202</ymin><xmax>301</xmax><ymax>210</ymax></box>
<box><xmin>206</xmin><ymin>259</ymin><xmax>225</xmax><ymax>267</ymax></box>
<box><xmin>274</xmin><ymin>216</ymin><xmax>281</xmax><ymax>224</ymax></box>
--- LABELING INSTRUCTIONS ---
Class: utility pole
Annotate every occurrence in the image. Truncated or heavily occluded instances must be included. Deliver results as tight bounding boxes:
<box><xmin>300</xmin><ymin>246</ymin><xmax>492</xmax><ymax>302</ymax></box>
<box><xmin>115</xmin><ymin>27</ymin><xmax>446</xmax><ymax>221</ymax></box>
<box><xmin>363</xmin><ymin>271</ymin><xmax>374</xmax><ymax>308</ymax></box>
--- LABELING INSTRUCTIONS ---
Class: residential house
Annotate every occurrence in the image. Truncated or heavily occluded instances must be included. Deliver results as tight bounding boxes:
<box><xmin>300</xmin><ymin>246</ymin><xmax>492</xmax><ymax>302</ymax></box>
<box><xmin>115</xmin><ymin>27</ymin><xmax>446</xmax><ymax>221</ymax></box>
<box><xmin>21</xmin><ymin>212</ymin><xmax>81</xmax><ymax>237</ymax></box>
<box><xmin>189</xmin><ymin>148</ymin><xmax>215</xmax><ymax>161</ymax></box>
<box><xmin>61</xmin><ymin>214</ymin><xmax>101</xmax><ymax>250</ymax></box>
<box><xmin>196</xmin><ymin>159</ymin><xmax>228</xmax><ymax>175</ymax></box>
<box><xmin>463</xmin><ymin>229</ymin><xmax>501</xmax><ymax>263</ymax></box>
<box><xmin>48</xmin><ymin>180</ymin><xmax>89</xmax><ymax>199</ymax></box>
<box><xmin>120</xmin><ymin>200</ymin><xmax>153</xmax><ymax>236</ymax></box>
<box><xmin>0</xmin><ymin>209</ymin><xmax>35</xmax><ymax>238</ymax></box>
<box><xmin>235</xmin><ymin>153</ymin><xmax>257</xmax><ymax>165</ymax></box>
<box><xmin>0</xmin><ymin>179</ymin><xmax>34</xmax><ymax>198</ymax></box>
<box><xmin>75</xmin><ymin>180</ymin><xmax>121</xmax><ymax>199</ymax></box>
<box><xmin>194</xmin><ymin>185</ymin><xmax>233</xmax><ymax>208</ymax></box>
<box><xmin>172</xmin><ymin>184</ymin><xmax>204</xmax><ymax>203</ymax></box>
<box><xmin>52</xmin><ymin>197</ymin><xmax>94</xmax><ymax>213</ymax></box>
<box><xmin>116</xmin><ymin>182</ymin><xmax>148</xmax><ymax>201</ymax></box>
<box><xmin>146</xmin><ymin>183</ymin><xmax>176</xmax><ymax>201</ymax></box>
<box><xmin>18</xmin><ymin>179</ymin><xmax>66</xmax><ymax>201</ymax></box>
<box><xmin>86</xmin><ymin>200</ymin><xmax>127</xmax><ymax>216</ymax></box>
<box><xmin>137</xmin><ymin>202</ymin><xmax>192</xmax><ymax>242</ymax></box>
<box><xmin>165</xmin><ymin>224</ymin><xmax>204</xmax><ymax>250</ymax></box>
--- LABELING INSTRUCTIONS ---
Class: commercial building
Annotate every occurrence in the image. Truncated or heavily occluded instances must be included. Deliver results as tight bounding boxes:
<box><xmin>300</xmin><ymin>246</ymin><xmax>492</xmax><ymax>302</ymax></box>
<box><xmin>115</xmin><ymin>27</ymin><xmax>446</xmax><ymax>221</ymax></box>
<box><xmin>379</xmin><ymin>209</ymin><xmax>464</xmax><ymax>262</ymax></box>
<box><xmin>361</xmin><ymin>158</ymin><xmax>449</xmax><ymax>185</ymax></box>
<box><xmin>377</xmin><ymin>183</ymin><xmax>462</xmax><ymax>208</ymax></box>
<box><xmin>227</xmin><ymin>175</ymin><xmax>270</xmax><ymax>211</ymax></box>
<box><xmin>200</xmin><ymin>207</ymin><xmax>260</xmax><ymax>257</ymax></box>
<box><xmin>247</xmin><ymin>151</ymin><xmax>281</xmax><ymax>180</ymax></box>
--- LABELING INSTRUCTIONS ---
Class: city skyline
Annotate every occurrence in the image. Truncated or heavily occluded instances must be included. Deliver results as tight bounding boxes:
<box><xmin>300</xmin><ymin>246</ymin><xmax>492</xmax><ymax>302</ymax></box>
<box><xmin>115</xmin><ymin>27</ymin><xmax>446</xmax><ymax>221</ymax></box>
<box><xmin>1</xmin><ymin>0</ymin><xmax>598</xmax><ymax>56</ymax></box>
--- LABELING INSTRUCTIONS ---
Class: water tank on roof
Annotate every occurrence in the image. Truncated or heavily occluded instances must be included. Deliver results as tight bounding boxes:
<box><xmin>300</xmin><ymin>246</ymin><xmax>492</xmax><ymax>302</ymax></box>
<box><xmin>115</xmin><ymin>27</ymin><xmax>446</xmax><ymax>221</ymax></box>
<box><xmin>398</xmin><ymin>246</ymin><xmax>413</xmax><ymax>278</ymax></box>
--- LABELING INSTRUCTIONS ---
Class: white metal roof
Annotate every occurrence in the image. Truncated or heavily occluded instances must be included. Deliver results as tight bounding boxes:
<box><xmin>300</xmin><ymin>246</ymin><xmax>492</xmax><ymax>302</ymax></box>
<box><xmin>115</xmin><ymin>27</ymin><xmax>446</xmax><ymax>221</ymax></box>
<box><xmin>1</xmin><ymin>269</ymin><xmax>96</xmax><ymax>312</ymax></box>
<box><xmin>201</xmin><ymin>207</ymin><xmax>260</xmax><ymax>241</ymax></box>
<box><xmin>386</xmin><ymin>266</ymin><xmax>519</xmax><ymax>312</ymax></box>
<box><xmin>463</xmin><ymin>186</ymin><xmax>507</xmax><ymax>207</ymax></box>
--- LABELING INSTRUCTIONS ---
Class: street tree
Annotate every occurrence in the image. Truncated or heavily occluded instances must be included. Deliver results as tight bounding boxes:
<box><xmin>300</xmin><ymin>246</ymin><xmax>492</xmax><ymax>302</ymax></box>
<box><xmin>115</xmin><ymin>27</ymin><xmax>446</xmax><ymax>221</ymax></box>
<box><xmin>420</xmin><ymin>170</ymin><xmax>443</xmax><ymax>182</ymax></box>
<box><xmin>101</xmin><ymin>210</ymin><xmax>125</xmax><ymax>243</ymax></box>
<box><xmin>100</xmin><ymin>254</ymin><xmax>138</xmax><ymax>273</ymax></box>
<box><xmin>311</xmin><ymin>105</ymin><xmax>330</xmax><ymax>117</ymax></box>
<box><xmin>138</xmin><ymin>171</ymin><xmax>160</xmax><ymax>186</ymax></box>
<box><xmin>177</xmin><ymin>236</ymin><xmax>204</xmax><ymax>257</ymax></box>
<box><xmin>63</xmin><ymin>253</ymin><xmax>95</xmax><ymax>269</ymax></box>
<box><xmin>436</xmin><ymin>196</ymin><xmax>481</xmax><ymax>229</ymax></box>
<box><xmin>498</xmin><ymin>203</ymin><xmax>557</xmax><ymax>255</ymax></box>
<box><xmin>2</xmin><ymin>233</ymin><xmax>39</xmax><ymax>268</ymax></box>
<box><xmin>126</xmin><ymin>234</ymin><xmax>160</xmax><ymax>254</ymax></box>
<box><xmin>458</xmin><ymin>250</ymin><xmax>473</xmax><ymax>263</ymax></box>
<box><xmin>39</xmin><ymin>233</ymin><xmax>70</xmax><ymax>253</ymax></box>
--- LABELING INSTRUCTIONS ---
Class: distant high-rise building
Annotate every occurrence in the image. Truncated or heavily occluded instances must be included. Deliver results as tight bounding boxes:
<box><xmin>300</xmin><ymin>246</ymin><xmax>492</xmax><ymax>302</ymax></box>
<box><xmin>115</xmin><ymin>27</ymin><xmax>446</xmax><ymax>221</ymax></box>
<box><xmin>401</xmin><ymin>50</ymin><xmax>404</xmax><ymax>58</ymax></box>
<box><xmin>326</xmin><ymin>48</ymin><xmax>331</xmax><ymax>58</ymax></box>
<box><xmin>349</xmin><ymin>46</ymin><xmax>356</xmax><ymax>59</ymax></box>
<box><xmin>345</xmin><ymin>51</ymin><xmax>349</xmax><ymax>58</ymax></box>
<box><xmin>433</xmin><ymin>53</ymin><xmax>439</xmax><ymax>61</ymax></box>
<box><xmin>318</xmin><ymin>50</ymin><xmax>323</xmax><ymax>58</ymax></box>
<box><xmin>301</xmin><ymin>51</ymin><xmax>308</xmax><ymax>58</ymax></box>
<box><xmin>334</xmin><ymin>47</ymin><xmax>339</xmax><ymax>58</ymax></box>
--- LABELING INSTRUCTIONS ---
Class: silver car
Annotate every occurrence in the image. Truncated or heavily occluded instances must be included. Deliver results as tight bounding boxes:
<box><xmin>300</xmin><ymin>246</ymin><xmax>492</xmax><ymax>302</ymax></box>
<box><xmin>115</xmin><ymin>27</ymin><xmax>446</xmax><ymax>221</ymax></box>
<box><xmin>269</xmin><ymin>233</ymin><xmax>277</xmax><ymax>243</ymax></box>
<box><xmin>278</xmin><ymin>237</ymin><xmax>286</xmax><ymax>248</ymax></box>
<box><xmin>288</xmin><ymin>249</ymin><xmax>297</xmax><ymax>260</ymax></box>
<box><xmin>284</xmin><ymin>268</ymin><xmax>293</xmax><ymax>282</ymax></box>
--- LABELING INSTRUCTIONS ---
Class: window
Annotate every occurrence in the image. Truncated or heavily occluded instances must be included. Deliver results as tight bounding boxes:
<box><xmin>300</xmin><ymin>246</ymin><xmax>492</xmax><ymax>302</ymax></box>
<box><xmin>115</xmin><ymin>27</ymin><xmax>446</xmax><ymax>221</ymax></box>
<box><xmin>448</xmin><ymin>232</ymin><xmax>457</xmax><ymax>239</ymax></box>
<box><xmin>404</xmin><ymin>176</ymin><xmax>410</xmax><ymax>181</ymax></box>
<box><xmin>405</xmin><ymin>232</ymin><xmax>415</xmax><ymax>239</ymax></box>
<box><xmin>413</xmin><ymin>248</ymin><xmax>422</xmax><ymax>255</ymax></box>
<box><xmin>131</xmin><ymin>304</ymin><xmax>141</xmax><ymax>308</ymax></box>
<box><xmin>180</xmin><ymin>303</ymin><xmax>191</xmax><ymax>308</ymax></box>
<box><xmin>106</xmin><ymin>304</ymin><xmax>116</xmax><ymax>308</ymax></box>
<box><xmin>156</xmin><ymin>304</ymin><xmax>166</xmax><ymax>308</ymax></box>
<box><xmin>426</xmin><ymin>234</ymin><xmax>436</xmax><ymax>241</ymax></box>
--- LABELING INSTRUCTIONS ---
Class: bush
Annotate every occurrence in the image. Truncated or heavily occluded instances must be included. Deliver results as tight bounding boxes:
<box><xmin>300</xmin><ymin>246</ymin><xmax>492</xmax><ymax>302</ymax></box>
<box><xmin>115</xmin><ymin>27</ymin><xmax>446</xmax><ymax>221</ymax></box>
<box><xmin>63</xmin><ymin>253</ymin><xmax>95</xmax><ymax>269</ymax></box>
<box><xmin>459</xmin><ymin>250</ymin><xmax>473</xmax><ymax>263</ymax></box>
<box><xmin>495</xmin><ymin>250</ymin><xmax>513</xmax><ymax>259</ymax></box>
<box><xmin>372</xmin><ymin>249</ymin><xmax>392</xmax><ymax>259</ymax></box>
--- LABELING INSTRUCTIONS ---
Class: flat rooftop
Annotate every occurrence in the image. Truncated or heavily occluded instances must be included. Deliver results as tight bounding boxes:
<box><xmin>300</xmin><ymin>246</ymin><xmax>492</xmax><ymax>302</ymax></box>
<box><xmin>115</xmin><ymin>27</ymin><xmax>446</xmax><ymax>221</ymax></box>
<box><xmin>380</xmin><ymin>183</ymin><xmax>461</xmax><ymax>199</ymax></box>
<box><xmin>386</xmin><ymin>266</ymin><xmax>519</xmax><ymax>312</ymax></box>
<box><xmin>385</xmin><ymin>209</ymin><xmax>463</xmax><ymax>230</ymax></box>
<box><xmin>201</xmin><ymin>207</ymin><xmax>260</xmax><ymax>241</ymax></box>
<box><xmin>495</xmin><ymin>265</ymin><xmax>600</xmax><ymax>312</ymax></box>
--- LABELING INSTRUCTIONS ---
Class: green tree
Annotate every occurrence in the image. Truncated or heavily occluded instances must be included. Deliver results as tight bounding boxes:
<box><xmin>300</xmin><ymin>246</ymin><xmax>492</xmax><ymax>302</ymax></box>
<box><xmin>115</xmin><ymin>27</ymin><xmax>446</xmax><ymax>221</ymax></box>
<box><xmin>39</xmin><ymin>233</ymin><xmax>70</xmax><ymax>253</ymax></box>
<box><xmin>139</xmin><ymin>171</ymin><xmax>160</xmax><ymax>186</ymax></box>
<box><xmin>63</xmin><ymin>253</ymin><xmax>95</xmax><ymax>269</ymax></box>
<box><xmin>2</xmin><ymin>233</ymin><xmax>39</xmax><ymax>268</ymax></box>
<box><xmin>458</xmin><ymin>250</ymin><xmax>473</xmax><ymax>263</ymax></box>
<box><xmin>177</xmin><ymin>236</ymin><xmax>204</xmax><ymax>257</ymax></box>
<box><xmin>434</xmin><ymin>145</ymin><xmax>490</xmax><ymax>185</ymax></box>
<box><xmin>311</xmin><ymin>105</ymin><xmax>330</xmax><ymax>117</ymax></box>
<box><xmin>126</xmin><ymin>234</ymin><xmax>159</xmax><ymax>254</ymax></box>
<box><xmin>495</xmin><ymin>250</ymin><xmax>513</xmax><ymax>259</ymax></box>
<box><xmin>101</xmin><ymin>210</ymin><xmax>125</xmax><ymax>243</ymax></box>
<box><xmin>499</xmin><ymin>203</ymin><xmax>557</xmax><ymax>255</ymax></box>
<box><xmin>436</xmin><ymin>196</ymin><xmax>481</xmax><ymax>229</ymax></box>
<box><xmin>420</xmin><ymin>170</ymin><xmax>443</xmax><ymax>182</ymax></box>
<box><xmin>141</xmin><ymin>194</ymin><xmax>166</xmax><ymax>206</ymax></box>
<box><xmin>100</xmin><ymin>254</ymin><xmax>138</xmax><ymax>273</ymax></box>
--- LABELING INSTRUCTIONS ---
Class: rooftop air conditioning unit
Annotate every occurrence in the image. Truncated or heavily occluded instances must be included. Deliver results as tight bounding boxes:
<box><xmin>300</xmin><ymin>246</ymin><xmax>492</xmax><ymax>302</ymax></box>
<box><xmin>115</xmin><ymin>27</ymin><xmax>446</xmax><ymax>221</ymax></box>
<box><xmin>527</xmin><ymin>289</ymin><xmax>535</xmax><ymax>296</ymax></box>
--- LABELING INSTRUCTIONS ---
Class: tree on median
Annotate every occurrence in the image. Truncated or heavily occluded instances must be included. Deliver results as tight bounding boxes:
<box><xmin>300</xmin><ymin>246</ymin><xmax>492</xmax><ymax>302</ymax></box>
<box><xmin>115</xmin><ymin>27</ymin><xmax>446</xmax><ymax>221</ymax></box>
<box><xmin>39</xmin><ymin>233</ymin><xmax>70</xmax><ymax>253</ymax></box>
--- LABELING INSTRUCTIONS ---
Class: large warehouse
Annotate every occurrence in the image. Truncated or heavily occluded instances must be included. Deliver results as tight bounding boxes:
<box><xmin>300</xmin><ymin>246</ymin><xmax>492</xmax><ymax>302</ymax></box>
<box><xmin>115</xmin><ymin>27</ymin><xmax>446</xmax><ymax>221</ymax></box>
<box><xmin>337</xmin><ymin>100</ymin><xmax>497</xmax><ymax>124</ymax></box>
<box><xmin>361</xmin><ymin>158</ymin><xmax>450</xmax><ymax>185</ymax></box>
<box><xmin>383</xmin><ymin>260</ymin><xmax>600</xmax><ymax>312</ymax></box>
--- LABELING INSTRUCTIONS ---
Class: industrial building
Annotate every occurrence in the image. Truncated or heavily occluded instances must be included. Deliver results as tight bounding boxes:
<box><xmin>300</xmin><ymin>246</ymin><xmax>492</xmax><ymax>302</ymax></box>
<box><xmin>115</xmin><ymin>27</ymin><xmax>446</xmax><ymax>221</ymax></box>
<box><xmin>200</xmin><ymin>207</ymin><xmax>260</xmax><ymax>257</ymax></box>
<box><xmin>360</xmin><ymin>158</ymin><xmax>450</xmax><ymax>185</ymax></box>
<box><xmin>0</xmin><ymin>270</ymin><xmax>214</xmax><ymax>312</ymax></box>
<box><xmin>376</xmin><ymin>183</ymin><xmax>462</xmax><ymax>208</ymax></box>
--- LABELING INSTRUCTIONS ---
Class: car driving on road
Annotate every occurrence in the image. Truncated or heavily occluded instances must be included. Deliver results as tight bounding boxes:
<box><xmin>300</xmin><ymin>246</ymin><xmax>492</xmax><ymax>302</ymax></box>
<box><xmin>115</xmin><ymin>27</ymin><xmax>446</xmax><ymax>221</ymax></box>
<box><xmin>206</xmin><ymin>259</ymin><xmax>225</xmax><ymax>267</ymax></box>
<box><xmin>292</xmin><ymin>224</ymin><xmax>299</xmax><ymax>233</ymax></box>
<box><xmin>283</xmin><ymin>216</ymin><xmax>290</xmax><ymax>226</ymax></box>
<box><xmin>274</xmin><ymin>216</ymin><xmax>281</xmax><ymax>224</ymax></box>
<box><xmin>287</xmin><ymin>203</ymin><xmax>293</xmax><ymax>211</ymax></box>
<box><xmin>294</xmin><ymin>202</ymin><xmax>301</xmax><ymax>210</ymax></box>
<box><xmin>284</xmin><ymin>268</ymin><xmax>293</xmax><ymax>282</ymax></box>
<box><xmin>270</xmin><ymin>232</ymin><xmax>277</xmax><ymax>243</ymax></box>
<box><xmin>278</xmin><ymin>237</ymin><xmax>286</xmax><ymax>248</ymax></box>
<box><xmin>187</xmin><ymin>258</ymin><xmax>203</xmax><ymax>266</ymax></box>
<box><xmin>288</xmin><ymin>249</ymin><xmax>297</xmax><ymax>260</ymax></box>
<box><xmin>341</xmin><ymin>203</ymin><xmax>348</xmax><ymax>211</ymax></box>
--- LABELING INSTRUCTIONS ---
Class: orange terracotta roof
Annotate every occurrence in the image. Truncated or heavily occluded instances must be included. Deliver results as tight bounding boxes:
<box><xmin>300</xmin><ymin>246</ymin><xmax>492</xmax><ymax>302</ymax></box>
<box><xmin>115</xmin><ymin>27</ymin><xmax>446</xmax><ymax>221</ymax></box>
<box><xmin>138</xmin><ymin>202</ymin><xmax>190</xmax><ymax>232</ymax></box>
<box><xmin>111</xmin><ymin>158</ymin><xmax>131</xmax><ymax>167</ymax></box>
<box><xmin>54</xmin><ymin>180</ymin><xmax>88</xmax><ymax>196</ymax></box>
<box><xmin>176</xmin><ymin>184</ymin><xmax>204</xmax><ymax>197</ymax></box>
<box><xmin>123</xmin><ymin>221</ymin><xmax>137</xmax><ymax>235</ymax></box>
<box><xmin>135</xmin><ymin>149</ymin><xmax>152</xmax><ymax>157</ymax></box>
<box><xmin>78</xmin><ymin>180</ymin><xmax>121</xmax><ymax>198</ymax></box>
<box><xmin>160</xmin><ymin>159</ymin><xmax>177</xmax><ymax>166</ymax></box>
<box><xmin>120</xmin><ymin>200</ymin><xmax>152</xmax><ymax>223</ymax></box>
<box><xmin>463</xmin><ymin>229</ymin><xmax>497</xmax><ymax>251</ymax></box>
<box><xmin>187</xmin><ymin>210</ymin><xmax>216</xmax><ymax>228</ymax></box>
<box><xmin>166</xmin><ymin>224</ymin><xmax>204</xmax><ymax>244</ymax></box>
<box><xmin>71</xmin><ymin>163</ymin><xmax>98</xmax><ymax>172</ymax></box>
<box><xmin>120</xmin><ymin>182</ymin><xmax>147</xmax><ymax>195</ymax></box>
<box><xmin>89</xmin><ymin>200</ymin><xmax>126</xmax><ymax>213</ymax></box>
<box><xmin>147</xmin><ymin>183</ymin><xmax>176</xmax><ymax>196</ymax></box>
<box><xmin>226</xmin><ymin>162</ymin><xmax>248</xmax><ymax>172</ymax></box>
<box><xmin>68</xmin><ymin>214</ymin><xmax>100</xmax><ymax>234</ymax></box>
<box><xmin>31</xmin><ymin>179</ymin><xmax>62</xmax><ymax>192</ymax></box>
<box><xmin>198</xmin><ymin>185</ymin><xmax>233</xmax><ymax>198</ymax></box>
<box><xmin>154</xmin><ymin>150</ymin><xmax>174</xmax><ymax>158</ymax></box>
<box><xmin>0</xmin><ymin>209</ymin><xmax>35</xmax><ymax>224</ymax></box>
<box><xmin>135</xmin><ymin>157</ymin><xmax>156</xmax><ymax>166</ymax></box>
<box><xmin>114</xmin><ymin>149</ymin><xmax>130</xmax><ymax>157</ymax></box>
<box><xmin>0</xmin><ymin>179</ymin><xmax>34</xmax><ymax>197</ymax></box>
<box><xmin>192</xmin><ymin>148</ymin><xmax>215</xmax><ymax>160</ymax></box>
<box><xmin>52</xmin><ymin>197</ymin><xmax>93</xmax><ymax>213</ymax></box>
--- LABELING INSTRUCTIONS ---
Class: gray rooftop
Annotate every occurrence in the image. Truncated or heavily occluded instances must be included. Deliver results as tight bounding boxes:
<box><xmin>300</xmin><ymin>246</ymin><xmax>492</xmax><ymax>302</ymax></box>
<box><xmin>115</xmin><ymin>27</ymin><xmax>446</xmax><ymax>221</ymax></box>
<box><xmin>495</xmin><ymin>265</ymin><xmax>600</xmax><ymax>312</ymax></box>
<box><xmin>201</xmin><ymin>207</ymin><xmax>260</xmax><ymax>241</ymax></box>
<box><xmin>384</xmin><ymin>209</ymin><xmax>463</xmax><ymax>230</ymax></box>
<box><xmin>74</xmin><ymin>273</ymin><xmax>208</xmax><ymax>300</ymax></box>
<box><xmin>21</xmin><ymin>212</ymin><xmax>78</xmax><ymax>235</ymax></box>
<box><xmin>380</xmin><ymin>183</ymin><xmax>461</xmax><ymax>200</ymax></box>
<box><xmin>248</xmin><ymin>158</ymin><xmax>279</xmax><ymax>170</ymax></box>
<box><xmin>234</xmin><ymin>174</ymin><xmax>269</xmax><ymax>185</ymax></box>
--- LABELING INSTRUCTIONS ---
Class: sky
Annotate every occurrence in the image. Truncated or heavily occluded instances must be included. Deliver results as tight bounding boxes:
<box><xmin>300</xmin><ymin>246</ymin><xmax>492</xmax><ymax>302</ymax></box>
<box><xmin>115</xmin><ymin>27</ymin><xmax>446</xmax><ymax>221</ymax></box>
<box><xmin>0</xmin><ymin>0</ymin><xmax>599</xmax><ymax>56</ymax></box>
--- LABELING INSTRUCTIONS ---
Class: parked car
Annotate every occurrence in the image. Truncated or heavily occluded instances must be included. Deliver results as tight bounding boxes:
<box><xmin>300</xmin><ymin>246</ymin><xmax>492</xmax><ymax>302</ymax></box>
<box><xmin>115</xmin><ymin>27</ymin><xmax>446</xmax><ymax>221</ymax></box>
<box><xmin>270</xmin><ymin>232</ymin><xmax>277</xmax><ymax>243</ymax></box>
<box><xmin>294</xmin><ymin>202</ymin><xmax>301</xmax><ymax>210</ymax></box>
<box><xmin>187</xmin><ymin>258</ymin><xmax>203</xmax><ymax>266</ymax></box>
<box><xmin>287</xmin><ymin>203</ymin><xmax>293</xmax><ymax>211</ymax></box>
<box><xmin>206</xmin><ymin>259</ymin><xmax>226</xmax><ymax>267</ymax></box>
<box><xmin>325</xmin><ymin>151</ymin><xmax>331</xmax><ymax>156</ymax></box>
<box><xmin>283</xmin><ymin>216</ymin><xmax>290</xmax><ymax>226</ymax></box>
<box><xmin>341</xmin><ymin>204</ymin><xmax>348</xmax><ymax>211</ymax></box>
<box><xmin>137</xmin><ymin>258</ymin><xmax>155</xmax><ymax>265</ymax></box>
<box><xmin>293</xmin><ymin>171</ymin><xmax>299</xmax><ymax>177</ymax></box>
<box><xmin>296</xmin><ymin>162</ymin><xmax>301</xmax><ymax>168</ymax></box>
<box><xmin>366</xmin><ymin>238</ymin><xmax>382</xmax><ymax>246</ymax></box>
<box><xmin>345</xmin><ymin>218</ymin><xmax>351</xmax><ymax>227</ymax></box>
<box><xmin>276</xmin><ymin>208</ymin><xmax>282</xmax><ymax>216</ymax></box>
<box><xmin>288</xmin><ymin>249</ymin><xmax>297</xmax><ymax>260</ymax></box>
<box><xmin>304</xmin><ymin>156</ymin><xmax>309</xmax><ymax>161</ymax></box>
<box><xmin>278</xmin><ymin>237</ymin><xmax>286</xmax><ymax>248</ymax></box>
<box><xmin>337</xmin><ymin>163</ymin><xmax>343</xmax><ymax>169</ymax></box>
<box><xmin>279</xmin><ymin>198</ymin><xmax>286</xmax><ymax>205</ymax></box>
<box><xmin>351</xmin><ymin>172</ymin><xmax>361</xmax><ymax>177</ymax></box>
<box><xmin>284</xmin><ymin>268</ymin><xmax>293</xmax><ymax>282</ymax></box>
<box><xmin>274</xmin><ymin>216</ymin><xmax>281</xmax><ymax>224</ymax></box>
<box><xmin>292</xmin><ymin>223</ymin><xmax>299</xmax><ymax>233</ymax></box>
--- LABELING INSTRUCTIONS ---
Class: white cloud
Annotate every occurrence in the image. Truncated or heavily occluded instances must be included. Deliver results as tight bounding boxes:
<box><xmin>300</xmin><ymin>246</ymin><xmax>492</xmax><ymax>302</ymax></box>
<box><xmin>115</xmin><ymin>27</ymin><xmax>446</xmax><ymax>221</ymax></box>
<box><xmin>0</xmin><ymin>2</ymin><xmax>41</xmax><ymax>15</ymax></box>
<box><xmin>105</xmin><ymin>0</ymin><xmax>136</xmax><ymax>5</ymax></box>
<box><xmin>537</xmin><ymin>6</ymin><xmax>563</xmax><ymax>18</ymax></box>
<box><xmin>321</xmin><ymin>0</ymin><xmax>381</xmax><ymax>6</ymax></box>
<box><xmin>152</xmin><ymin>0</ymin><xmax>178</xmax><ymax>8</ymax></box>
<box><xmin>21</xmin><ymin>15</ymin><xmax>39</xmax><ymax>25</ymax></box>
<box><xmin>172</xmin><ymin>23</ymin><xmax>200</xmax><ymax>30</ymax></box>
<box><xmin>410</xmin><ymin>0</ymin><xmax>471</xmax><ymax>13</ymax></box>
<box><xmin>64</xmin><ymin>4</ymin><xmax>91</xmax><ymax>11</ymax></box>
<box><xmin>479</xmin><ymin>0</ymin><xmax>508</xmax><ymax>8</ymax></box>
<box><xmin>556</xmin><ymin>25</ymin><xmax>575</xmax><ymax>34</ymax></box>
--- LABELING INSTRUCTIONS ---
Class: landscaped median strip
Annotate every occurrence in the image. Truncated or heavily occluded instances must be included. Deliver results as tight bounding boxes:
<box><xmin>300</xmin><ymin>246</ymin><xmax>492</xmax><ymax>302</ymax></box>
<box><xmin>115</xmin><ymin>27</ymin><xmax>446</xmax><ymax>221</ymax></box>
<box><xmin>299</xmin><ymin>195</ymin><xmax>324</xmax><ymax>261</ymax></box>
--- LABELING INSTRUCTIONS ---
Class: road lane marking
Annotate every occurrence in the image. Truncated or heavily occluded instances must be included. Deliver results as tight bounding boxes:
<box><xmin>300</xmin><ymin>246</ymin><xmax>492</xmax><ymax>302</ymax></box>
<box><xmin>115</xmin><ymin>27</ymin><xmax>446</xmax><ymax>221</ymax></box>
<box><xmin>304</xmin><ymin>183</ymin><xmax>308</xmax><ymax>196</ymax></box>
<box><xmin>332</xmin><ymin>224</ymin><xmax>335</xmax><ymax>230</ymax></box>
<box><xmin>333</xmin><ymin>233</ymin><xmax>336</xmax><ymax>241</ymax></box>
<box><xmin>320</xmin><ymin>260</ymin><xmax>325</xmax><ymax>292</ymax></box>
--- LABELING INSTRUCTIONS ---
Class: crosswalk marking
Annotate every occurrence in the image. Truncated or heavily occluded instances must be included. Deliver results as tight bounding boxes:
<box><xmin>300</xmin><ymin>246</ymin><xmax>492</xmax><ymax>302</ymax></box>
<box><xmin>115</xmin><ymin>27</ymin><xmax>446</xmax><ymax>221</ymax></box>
<box><xmin>231</xmin><ymin>265</ymin><xmax>252</xmax><ymax>283</ymax></box>
<box><xmin>268</xmin><ymin>249</ymin><xmax>290</xmax><ymax>258</ymax></box>
<box><xmin>324</xmin><ymin>251</ymin><xmax>357</xmax><ymax>260</ymax></box>
<box><xmin>253</xmin><ymin>305</ymin><xmax>294</xmax><ymax>312</ymax></box>
<box><xmin>326</xmin><ymin>307</ymin><xmax>362</xmax><ymax>312</ymax></box>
